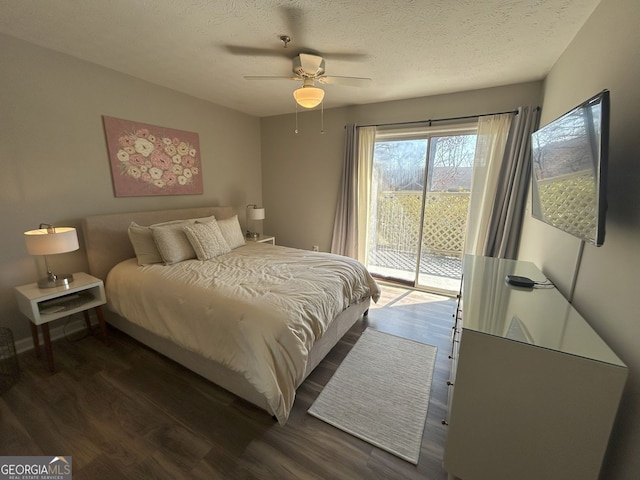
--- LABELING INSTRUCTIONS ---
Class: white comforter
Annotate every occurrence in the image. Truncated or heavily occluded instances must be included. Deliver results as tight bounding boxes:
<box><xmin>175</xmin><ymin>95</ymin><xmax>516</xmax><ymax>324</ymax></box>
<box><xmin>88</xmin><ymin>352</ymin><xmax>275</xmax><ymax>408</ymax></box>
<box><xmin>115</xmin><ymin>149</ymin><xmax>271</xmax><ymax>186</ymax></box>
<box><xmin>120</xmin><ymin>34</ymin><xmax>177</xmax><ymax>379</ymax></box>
<box><xmin>106</xmin><ymin>242</ymin><xmax>380</xmax><ymax>423</ymax></box>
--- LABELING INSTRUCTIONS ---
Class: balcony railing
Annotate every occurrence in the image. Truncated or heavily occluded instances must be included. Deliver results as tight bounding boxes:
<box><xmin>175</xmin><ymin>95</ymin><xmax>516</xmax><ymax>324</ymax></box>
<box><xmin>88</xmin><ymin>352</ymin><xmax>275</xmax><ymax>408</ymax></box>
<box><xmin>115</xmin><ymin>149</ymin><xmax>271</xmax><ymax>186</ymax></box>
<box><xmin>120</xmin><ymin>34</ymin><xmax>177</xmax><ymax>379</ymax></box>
<box><xmin>373</xmin><ymin>190</ymin><xmax>469</xmax><ymax>255</ymax></box>
<box><xmin>367</xmin><ymin>190</ymin><xmax>469</xmax><ymax>285</ymax></box>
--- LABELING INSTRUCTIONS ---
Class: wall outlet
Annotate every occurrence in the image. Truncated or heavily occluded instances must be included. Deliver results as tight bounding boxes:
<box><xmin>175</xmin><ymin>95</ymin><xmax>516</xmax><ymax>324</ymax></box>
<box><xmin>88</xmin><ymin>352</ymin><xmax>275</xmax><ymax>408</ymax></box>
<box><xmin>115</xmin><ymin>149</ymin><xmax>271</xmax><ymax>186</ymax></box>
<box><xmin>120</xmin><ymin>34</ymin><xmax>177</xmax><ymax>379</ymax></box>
<box><xmin>312</xmin><ymin>245</ymin><xmax>319</xmax><ymax>252</ymax></box>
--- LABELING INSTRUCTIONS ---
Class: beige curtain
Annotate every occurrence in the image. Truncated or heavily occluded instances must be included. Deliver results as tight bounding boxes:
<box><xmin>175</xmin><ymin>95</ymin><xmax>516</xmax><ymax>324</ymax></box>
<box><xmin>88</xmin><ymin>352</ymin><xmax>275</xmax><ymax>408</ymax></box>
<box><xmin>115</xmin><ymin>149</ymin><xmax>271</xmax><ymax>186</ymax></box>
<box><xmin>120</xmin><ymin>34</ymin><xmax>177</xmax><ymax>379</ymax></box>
<box><xmin>356</xmin><ymin>127</ymin><xmax>376</xmax><ymax>261</ymax></box>
<box><xmin>331</xmin><ymin>125</ymin><xmax>376</xmax><ymax>259</ymax></box>
<box><xmin>464</xmin><ymin>113</ymin><xmax>513</xmax><ymax>256</ymax></box>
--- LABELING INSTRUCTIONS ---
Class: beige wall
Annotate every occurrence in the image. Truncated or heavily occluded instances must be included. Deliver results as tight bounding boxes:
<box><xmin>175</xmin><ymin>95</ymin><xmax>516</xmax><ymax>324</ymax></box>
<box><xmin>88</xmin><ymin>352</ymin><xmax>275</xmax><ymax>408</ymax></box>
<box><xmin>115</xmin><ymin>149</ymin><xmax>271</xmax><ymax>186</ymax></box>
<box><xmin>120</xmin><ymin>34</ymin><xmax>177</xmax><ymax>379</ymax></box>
<box><xmin>517</xmin><ymin>0</ymin><xmax>640</xmax><ymax>478</ymax></box>
<box><xmin>261</xmin><ymin>82</ymin><xmax>542</xmax><ymax>251</ymax></box>
<box><xmin>0</xmin><ymin>34</ymin><xmax>262</xmax><ymax>343</ymax></box>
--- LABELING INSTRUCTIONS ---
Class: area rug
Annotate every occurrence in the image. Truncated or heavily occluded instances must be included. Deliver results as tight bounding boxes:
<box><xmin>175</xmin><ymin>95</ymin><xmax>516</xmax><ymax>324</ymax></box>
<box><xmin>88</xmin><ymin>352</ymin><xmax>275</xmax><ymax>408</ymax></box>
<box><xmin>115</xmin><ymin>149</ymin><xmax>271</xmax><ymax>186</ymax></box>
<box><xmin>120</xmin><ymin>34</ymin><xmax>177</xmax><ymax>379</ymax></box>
<box><xmin>308</xmin><ymin>328</ymin><xmax>437</xmax><ymax>464</ymax></box>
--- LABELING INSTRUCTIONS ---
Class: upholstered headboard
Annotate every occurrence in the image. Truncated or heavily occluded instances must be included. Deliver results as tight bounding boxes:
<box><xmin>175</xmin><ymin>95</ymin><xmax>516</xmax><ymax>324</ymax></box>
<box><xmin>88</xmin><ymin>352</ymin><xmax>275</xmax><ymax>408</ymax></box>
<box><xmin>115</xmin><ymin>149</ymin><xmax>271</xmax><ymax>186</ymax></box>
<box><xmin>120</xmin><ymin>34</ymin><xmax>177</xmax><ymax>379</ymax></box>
<box><xmin>82</xmin><ymin>206</ymin><xmax>235</xmax><ymax>281</ymax></box>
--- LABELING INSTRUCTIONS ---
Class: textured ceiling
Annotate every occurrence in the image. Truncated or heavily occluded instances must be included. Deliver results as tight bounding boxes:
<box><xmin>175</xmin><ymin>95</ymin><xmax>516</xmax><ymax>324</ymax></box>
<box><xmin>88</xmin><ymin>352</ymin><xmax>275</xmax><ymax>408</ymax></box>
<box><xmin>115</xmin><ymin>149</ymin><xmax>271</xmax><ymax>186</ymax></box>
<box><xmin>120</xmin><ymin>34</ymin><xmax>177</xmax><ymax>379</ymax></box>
<box><xmin>0</xmin><ymin>0</ymin><xmax>600</xmax><ymax>117</ymax></box>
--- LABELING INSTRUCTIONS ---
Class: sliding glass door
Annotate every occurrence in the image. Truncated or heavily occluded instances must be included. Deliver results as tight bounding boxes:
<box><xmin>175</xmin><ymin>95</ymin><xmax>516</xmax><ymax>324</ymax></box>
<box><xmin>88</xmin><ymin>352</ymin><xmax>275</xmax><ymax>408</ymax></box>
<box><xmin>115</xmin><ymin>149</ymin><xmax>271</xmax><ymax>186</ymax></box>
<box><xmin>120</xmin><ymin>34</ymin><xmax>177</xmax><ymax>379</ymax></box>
<box><xmin>366</xmin><ymin>126</ymin><xmax>477</xmax><ymax>295</ymax></box>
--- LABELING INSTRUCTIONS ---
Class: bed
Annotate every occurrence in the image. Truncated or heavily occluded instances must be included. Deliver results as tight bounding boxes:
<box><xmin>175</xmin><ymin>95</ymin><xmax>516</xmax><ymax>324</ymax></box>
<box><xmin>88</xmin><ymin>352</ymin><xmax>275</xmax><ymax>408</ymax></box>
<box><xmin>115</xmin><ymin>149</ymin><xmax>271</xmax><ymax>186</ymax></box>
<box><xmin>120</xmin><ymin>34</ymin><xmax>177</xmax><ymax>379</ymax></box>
<box><xmin>82</xmin><ymin>206</ymin><xmax>379</xmax><ymax>424</ymax></box>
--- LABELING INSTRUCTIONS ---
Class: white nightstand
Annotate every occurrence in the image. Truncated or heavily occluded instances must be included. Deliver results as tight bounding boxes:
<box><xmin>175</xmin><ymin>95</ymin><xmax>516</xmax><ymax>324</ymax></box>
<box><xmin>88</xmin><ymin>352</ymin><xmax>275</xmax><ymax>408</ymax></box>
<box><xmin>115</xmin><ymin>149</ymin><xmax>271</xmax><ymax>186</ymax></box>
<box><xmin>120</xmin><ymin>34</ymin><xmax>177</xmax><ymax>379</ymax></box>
<box><xmin>248</xmin><ymin>234</ymin><xmax>275</xmax><ymax>245</ymax></box>
<box><xmin>15</xmin><ymin>272</ymin><xmax>108</xmax><ymax>372</ymax></box>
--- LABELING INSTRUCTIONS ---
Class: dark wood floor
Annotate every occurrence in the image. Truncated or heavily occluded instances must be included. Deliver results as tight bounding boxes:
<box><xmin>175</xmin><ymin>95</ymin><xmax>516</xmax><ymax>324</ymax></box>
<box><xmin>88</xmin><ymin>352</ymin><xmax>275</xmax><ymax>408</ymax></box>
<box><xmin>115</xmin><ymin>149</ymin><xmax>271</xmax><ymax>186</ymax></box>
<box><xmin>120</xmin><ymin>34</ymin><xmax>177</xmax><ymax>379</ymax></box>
<box><xmin>0</xmin><ymin>283</ymin><xmax>456</xmax><ymax>479</ymax></box>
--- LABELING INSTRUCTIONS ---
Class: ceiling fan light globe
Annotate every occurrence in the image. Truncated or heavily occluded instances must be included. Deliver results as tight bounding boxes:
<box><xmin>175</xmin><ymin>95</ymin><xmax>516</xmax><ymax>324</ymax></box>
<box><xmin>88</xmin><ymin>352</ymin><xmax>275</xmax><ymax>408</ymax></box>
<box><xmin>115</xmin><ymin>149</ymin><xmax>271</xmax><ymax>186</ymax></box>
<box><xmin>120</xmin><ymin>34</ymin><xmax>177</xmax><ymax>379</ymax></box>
<box><xmin>293</xmin><ymin>86</ymin><xmax>324</xmax><ymax>108</ymax></box>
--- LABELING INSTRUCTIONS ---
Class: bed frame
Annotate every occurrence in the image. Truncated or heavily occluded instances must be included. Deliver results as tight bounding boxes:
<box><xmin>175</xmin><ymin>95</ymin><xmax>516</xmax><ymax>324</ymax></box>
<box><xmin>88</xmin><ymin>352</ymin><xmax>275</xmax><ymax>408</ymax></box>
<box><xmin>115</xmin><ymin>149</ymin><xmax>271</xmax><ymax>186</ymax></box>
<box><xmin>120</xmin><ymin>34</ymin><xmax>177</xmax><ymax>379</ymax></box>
<box><xmin>82</xmin><ymin>206</ymin><xmax>370</xmax><ymax>417</ymax></box>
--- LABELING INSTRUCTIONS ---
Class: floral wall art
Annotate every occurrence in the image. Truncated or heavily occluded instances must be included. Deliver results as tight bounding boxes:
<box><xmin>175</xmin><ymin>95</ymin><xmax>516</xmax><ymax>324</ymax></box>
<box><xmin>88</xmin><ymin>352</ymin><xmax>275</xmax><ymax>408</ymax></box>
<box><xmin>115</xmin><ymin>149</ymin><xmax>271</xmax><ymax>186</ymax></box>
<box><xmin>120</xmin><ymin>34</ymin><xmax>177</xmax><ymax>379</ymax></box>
<box><xmin>103</xmin><ymin>116</ymin><xmax>203</xmax><ymax>197</ymax></box>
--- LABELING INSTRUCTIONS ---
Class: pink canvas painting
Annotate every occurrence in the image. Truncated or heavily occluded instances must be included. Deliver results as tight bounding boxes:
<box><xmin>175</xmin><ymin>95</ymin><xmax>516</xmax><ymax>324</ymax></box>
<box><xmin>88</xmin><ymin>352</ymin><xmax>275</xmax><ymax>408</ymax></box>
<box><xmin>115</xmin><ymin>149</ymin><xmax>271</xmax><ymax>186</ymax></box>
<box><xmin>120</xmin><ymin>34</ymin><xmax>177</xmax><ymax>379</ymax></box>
<box><xmin>103</xmin><ymin>116</ymin><xmax>203</xmax><ymax>197</ymax></box>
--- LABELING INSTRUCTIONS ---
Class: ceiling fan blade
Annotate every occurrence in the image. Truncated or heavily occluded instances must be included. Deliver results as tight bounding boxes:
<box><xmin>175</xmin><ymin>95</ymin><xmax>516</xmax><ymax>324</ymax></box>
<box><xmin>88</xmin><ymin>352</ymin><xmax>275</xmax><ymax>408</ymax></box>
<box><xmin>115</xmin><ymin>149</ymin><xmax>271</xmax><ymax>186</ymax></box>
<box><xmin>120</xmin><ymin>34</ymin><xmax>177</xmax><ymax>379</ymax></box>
<box><xmin>225</xmin><ymin>44</ymin><xmax>368</xmax><ymax>62</ymax></box>
<box><xmin>319</xmin><ymin>52</ymin><xmax>369</xmax><ymax>61</ymax></box>
<box><xmin>299</xmin><ymin>53</ymin><xmax>324</xmax><ymax>75</ymax></box>
<box><xmin>223</xmin><ymin>45</ymin><xmax>293</xmax><ymax>58</ymax></box>
<box><xmin>317</xmin><ymin>75</ymin><xmax>372</xmax><ymax>86</ymax></box>
<box><xmin>244</xmin><ymin>75</ymin><xmax>300</xmax><ymax>81</ymax></box>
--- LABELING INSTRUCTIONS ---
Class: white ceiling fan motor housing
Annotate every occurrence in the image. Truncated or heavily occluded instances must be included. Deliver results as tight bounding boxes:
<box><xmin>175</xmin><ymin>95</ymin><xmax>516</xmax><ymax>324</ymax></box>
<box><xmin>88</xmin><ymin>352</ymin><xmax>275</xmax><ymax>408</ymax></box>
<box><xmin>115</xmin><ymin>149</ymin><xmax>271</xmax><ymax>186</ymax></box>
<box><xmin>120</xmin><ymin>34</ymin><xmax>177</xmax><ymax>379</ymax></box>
<box><xmin>293</xmin><ymin>54</ymin><xmax>325</xmax><ymax>78</ymax></box>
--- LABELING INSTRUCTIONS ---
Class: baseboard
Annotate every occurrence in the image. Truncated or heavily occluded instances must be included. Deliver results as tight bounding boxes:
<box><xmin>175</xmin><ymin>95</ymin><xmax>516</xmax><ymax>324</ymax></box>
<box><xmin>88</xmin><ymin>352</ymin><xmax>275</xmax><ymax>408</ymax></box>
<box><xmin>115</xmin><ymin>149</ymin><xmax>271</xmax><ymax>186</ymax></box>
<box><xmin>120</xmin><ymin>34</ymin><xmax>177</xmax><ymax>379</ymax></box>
<box><xmin>13</xmin><ymin>317</ymin><xmax>96</xmax><ymax>354</ymax></box>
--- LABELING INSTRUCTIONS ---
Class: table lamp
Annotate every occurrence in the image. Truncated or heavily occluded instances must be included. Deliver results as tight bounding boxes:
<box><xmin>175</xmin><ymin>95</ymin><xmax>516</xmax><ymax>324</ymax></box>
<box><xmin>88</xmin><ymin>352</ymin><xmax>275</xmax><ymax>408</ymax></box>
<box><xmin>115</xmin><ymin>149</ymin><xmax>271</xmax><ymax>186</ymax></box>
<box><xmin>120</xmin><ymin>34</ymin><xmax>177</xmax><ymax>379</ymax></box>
<box><xmin>24</xmin><ymin>224</ymin><xmax>79</xmax><ymax>288</ymax></box>
<box><xmin>245</xmin><ymin>204</ymin><xmax>265</xmax><ymax>239</ymax></box>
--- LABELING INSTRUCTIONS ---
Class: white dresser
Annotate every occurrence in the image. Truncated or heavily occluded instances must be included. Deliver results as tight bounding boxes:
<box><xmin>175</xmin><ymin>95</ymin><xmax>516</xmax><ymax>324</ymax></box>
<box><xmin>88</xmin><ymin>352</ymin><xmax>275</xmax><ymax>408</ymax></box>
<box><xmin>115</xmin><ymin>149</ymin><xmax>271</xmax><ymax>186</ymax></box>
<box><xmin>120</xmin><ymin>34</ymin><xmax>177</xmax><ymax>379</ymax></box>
<box><xmin>444</xmin><ymin>255</ymin><xmax>627</xmax><ymax>480</ymax></box>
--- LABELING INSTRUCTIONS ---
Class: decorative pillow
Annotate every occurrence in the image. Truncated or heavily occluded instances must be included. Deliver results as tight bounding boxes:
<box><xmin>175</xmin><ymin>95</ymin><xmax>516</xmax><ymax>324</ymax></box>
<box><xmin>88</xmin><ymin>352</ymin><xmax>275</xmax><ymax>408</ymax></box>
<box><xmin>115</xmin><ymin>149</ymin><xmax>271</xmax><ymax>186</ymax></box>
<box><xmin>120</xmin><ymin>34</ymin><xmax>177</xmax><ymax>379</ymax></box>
<box><xmin>183</xmin><ymin>221</ymin><xmax>231</xmax><ymax>260</ymax></box>
<box><xmin>215</xmin><ymin>215</ymin><xmax>246</xmax><ymax>249</ymax></box>
<box><xmin>128</xmin><ymin>222</ymin><xmax>163</xmax><ymax>265</ymax></box>
<box><xmin>150</xmin><ymin>220</ymin><xmax>196</xmax><ymax>265</ymax></box>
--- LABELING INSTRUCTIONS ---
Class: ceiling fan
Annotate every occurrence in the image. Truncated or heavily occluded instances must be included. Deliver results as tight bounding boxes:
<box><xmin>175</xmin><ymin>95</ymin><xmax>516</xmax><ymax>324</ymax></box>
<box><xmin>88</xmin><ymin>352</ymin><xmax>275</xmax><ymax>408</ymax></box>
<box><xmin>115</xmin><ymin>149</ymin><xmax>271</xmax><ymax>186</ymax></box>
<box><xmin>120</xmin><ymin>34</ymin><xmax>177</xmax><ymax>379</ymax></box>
<box><xmin>229</xmin><ymin>35</ymin><xmax>371</xmax><ymax>109</ymax></box>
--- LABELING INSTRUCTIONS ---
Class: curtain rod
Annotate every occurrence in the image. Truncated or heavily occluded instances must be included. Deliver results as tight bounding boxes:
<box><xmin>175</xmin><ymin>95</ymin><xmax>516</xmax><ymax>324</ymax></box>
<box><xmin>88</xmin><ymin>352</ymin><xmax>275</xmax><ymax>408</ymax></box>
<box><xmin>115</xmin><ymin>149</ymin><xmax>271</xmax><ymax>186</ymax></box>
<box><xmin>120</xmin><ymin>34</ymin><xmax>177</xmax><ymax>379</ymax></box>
<box><xmin>357</xmin><ymin>108</ymin><xmax>522</xmax><ymax>129</ymax></box>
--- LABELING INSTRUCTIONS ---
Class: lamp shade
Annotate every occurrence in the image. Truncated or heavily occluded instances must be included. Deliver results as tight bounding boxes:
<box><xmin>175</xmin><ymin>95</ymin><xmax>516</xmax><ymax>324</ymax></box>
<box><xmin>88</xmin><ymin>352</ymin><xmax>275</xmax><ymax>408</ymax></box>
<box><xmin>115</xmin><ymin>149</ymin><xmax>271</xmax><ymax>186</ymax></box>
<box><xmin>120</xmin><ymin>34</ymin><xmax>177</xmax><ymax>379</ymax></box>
<box><xmin>24</xmin><ymin>227</ymin><xmax>79</xmax><ymax>256</ymax></box>
<box><xmin>293</xmin><ymin>86</ymin><xmax>324</xmax><ymax>109</ymax></box>
<box><xmin>247</xmin><ymin>207</ymin><xmax>265</xmax><ymax>221</ymax></box>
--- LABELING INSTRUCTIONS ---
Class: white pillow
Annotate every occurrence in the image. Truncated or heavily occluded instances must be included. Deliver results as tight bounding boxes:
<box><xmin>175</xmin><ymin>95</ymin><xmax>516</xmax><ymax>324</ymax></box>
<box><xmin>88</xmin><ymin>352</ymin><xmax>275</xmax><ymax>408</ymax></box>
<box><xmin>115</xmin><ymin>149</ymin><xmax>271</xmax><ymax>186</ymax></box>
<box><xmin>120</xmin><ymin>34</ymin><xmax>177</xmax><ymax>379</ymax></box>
<box><xmin>128</xmin><ymin>221</ymin><xmax>163</xmax><ymax>265</ymax></box>
<box><xmin>183</xmin><ymin>221</ymin><xmax>231</xmax><ymax>260</ymax></box>
<box><xmin>215</xmin><ymin>215</ymin><xmax>246</xmax><ymax>249</ymax></box>
<box><xmin>150</xmin><ymin>220</ymin><xmax>196</xmax><ymax>265</ymax></box>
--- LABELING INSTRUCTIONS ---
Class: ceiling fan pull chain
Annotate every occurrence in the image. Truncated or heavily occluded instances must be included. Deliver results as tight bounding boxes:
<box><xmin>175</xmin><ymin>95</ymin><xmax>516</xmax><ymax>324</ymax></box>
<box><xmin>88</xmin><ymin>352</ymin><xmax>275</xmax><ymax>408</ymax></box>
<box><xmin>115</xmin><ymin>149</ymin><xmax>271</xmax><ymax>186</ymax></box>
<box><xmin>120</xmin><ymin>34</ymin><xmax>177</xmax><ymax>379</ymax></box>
<box><xmin>320</xmin><ymin>101</ymin><xmax>324</xmax><ymax>134</ymax></box>
<box><xmin>295</xmin><ymin>101</ymin><xmax>299</xmax><ymax>134</ymax></box>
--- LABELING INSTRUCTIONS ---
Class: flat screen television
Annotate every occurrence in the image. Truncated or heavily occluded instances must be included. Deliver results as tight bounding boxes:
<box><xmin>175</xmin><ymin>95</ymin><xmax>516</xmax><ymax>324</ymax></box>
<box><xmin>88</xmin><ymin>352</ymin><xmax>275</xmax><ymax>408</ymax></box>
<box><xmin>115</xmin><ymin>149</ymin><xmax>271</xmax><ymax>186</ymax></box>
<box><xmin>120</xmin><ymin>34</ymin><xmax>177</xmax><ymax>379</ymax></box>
<box><xmin>530</xmin><ymin>90</ymin><xmax>610</xmax><ymax>246</ymax></box>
